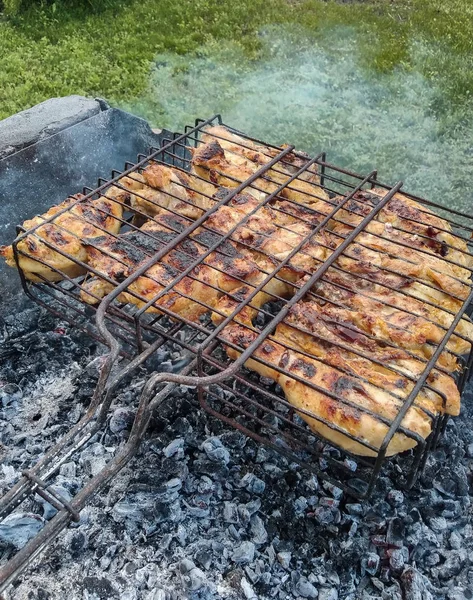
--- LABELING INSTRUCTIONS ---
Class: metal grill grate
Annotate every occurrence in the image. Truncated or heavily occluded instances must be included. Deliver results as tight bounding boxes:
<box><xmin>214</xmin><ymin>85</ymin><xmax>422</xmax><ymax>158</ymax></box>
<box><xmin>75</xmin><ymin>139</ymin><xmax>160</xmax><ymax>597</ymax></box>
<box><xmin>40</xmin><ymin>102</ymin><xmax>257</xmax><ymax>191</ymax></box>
<box><xmin>2</xmin><ymin>113</ymin><xmax>473</xmax><ymax>592</ymax></box>
<box><xmin>9</xmin><ymin>114</ymin><xmax>473</xmax><ymax>496</ymax></box>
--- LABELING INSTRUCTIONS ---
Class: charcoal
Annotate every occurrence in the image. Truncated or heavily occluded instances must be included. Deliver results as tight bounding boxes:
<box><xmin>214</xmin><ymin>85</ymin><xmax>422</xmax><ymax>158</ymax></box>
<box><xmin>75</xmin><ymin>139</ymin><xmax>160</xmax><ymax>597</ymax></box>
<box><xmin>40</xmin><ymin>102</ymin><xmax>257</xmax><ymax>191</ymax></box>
<box><xmin>318</xmin><ymin>588</ymin><xmax>338</xmax><ymax>600</ymax></box>
<box><xmin>232</xmin><ymin>541</ymin><xmax>256</xmax><ymax>564</ymax></box>
<box><xmin>179</xmin><ymin>559</ymin><xmax>207</xmax><ymax>591</ymax></box>
<box><xmin>201</xmin><ymin>436</ymin><xmax>231</xmax><ymax>464</ymax></box>
<box><xmin>361</xmin><ymin>553</ymin><xmax>380</xmax><ymax>576</ymax></box>
<box><xmin>0</xmin><ymin>512</ymin><xmax>45</xmax><ymax>549</ymax></box>
<box><xmin>81</xmin><ymin>576</ymin><xmax>118</xmax><ymax>599</ymax></box>
<box><xmin>250</xmin><ymin>514</ymin><xmax>268</xmax><ymax>545</ymax></box>
<box><xmin>3</xmin><ymin>302</ymin><xmax>473</xmax><ymax>599</ymax></box>
<box><xmin>401</xmin><ymin>568</ymin><xmax>433</xmax><ymax>600</ymax></box>
<box><xmin>436</xmin><ymin>550</ymin><xmax>466</xmax><ymax>580</ymax></box>
<box><xmin>36</xmin><ymin>484</ymin><xmax>72</xmax><ymax>520</ymax></box>
<box><xmin>277</xmin><ymin>551</ymin><xmax>291</xmax><ymax>570</ymax></box>
<box><xmin>223</xmin><ymin>501</ymin><xmax>240</xmax><ymax>524</ymax></box>
<box><xmin>240</xmin><ymin>472</ymin><xmax>266</xmax><ymax>494</ymax></box>
<box><xmin>163</xmin><ymin>438</ymin><xmax>185</xmax><ymax>459</ymax></box>
<box><xmin>389</xmin><ymin>547</ymin><xmax>409</xmax><ymax>572</ymax></box>
<box><xmin>109</xmin><ymin>407</ymin><xmax>135</xmax><ymax>434</ymax></box>
<box><xmin>241</xmin><ymin>576</ymin><xmax>258</xmax><ymax>600</ymax></box>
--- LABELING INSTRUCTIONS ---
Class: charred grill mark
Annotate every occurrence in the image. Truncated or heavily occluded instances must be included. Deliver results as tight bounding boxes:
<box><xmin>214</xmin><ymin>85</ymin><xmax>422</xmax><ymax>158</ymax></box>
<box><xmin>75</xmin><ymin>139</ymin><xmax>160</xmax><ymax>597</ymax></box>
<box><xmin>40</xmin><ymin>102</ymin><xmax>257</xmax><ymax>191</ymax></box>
<box><xmin>25</xmin><ymin>238</ymin><xmax>38</xmax><ymax>252</ymax></box>
<box><xmin>333</xmin><ymin>375</ymin><xmax>370</xmax><ymax>399</ymax></box>
<box><xmin>279</xmin><ymin>351</ymin><xmax>290</xmax><ymax>369</ymax></box>
<box><xmin>292</xmin><ymin>359</ymin><xmax>317</xmax><ymax>378</ymax></box>
<box><xmin>49</xmin><ymin>229</ymin><xmax>70</xmax><ymax>247</ymax></box>
<box><xmin>160</xmin><ymin>215</ymin><xmax>188</xmax><ymax>233</ymax></box>
<box><xmin>197</xmin><ymin>140</ymin><xmax>225</xmax><ymax>163</ymax></box>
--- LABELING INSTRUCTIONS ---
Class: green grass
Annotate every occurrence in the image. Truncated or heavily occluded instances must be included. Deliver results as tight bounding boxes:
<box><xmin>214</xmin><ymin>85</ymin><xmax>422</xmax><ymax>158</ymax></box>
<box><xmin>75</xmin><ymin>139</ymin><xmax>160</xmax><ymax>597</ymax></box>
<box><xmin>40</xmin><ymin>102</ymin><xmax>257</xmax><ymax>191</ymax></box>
<box><xmin>1</xmin><ymin>0</ymin><xmax>473</xmax><ymax>121</ymax></box>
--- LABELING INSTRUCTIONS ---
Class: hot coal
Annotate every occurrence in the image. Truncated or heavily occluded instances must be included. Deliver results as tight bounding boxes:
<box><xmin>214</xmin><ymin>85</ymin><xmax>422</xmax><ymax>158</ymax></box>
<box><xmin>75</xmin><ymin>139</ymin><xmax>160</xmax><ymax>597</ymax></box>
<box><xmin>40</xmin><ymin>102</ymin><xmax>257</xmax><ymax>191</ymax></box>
<box><xmin>0</xmin><ymin>304</ymin><xmax>473</xmax><ymax>599</ymax></box>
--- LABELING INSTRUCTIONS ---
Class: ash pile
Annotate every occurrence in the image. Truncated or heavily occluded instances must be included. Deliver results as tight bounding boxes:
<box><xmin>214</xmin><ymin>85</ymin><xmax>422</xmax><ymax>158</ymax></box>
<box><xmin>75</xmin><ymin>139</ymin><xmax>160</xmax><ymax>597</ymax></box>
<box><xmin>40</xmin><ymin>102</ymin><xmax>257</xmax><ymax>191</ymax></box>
<box><xmin>1</xmin><ymin>305</ymin><xmax>472</xmax><ymax>600</ymax></box>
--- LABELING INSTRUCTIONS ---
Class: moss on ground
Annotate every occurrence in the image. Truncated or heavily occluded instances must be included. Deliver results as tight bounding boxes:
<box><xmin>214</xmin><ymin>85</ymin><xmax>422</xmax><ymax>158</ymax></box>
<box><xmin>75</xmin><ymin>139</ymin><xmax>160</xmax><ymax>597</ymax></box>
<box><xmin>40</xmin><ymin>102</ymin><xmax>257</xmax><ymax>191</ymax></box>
<box><xmin>1</xmin><ymin>0</ymin><xmax>473</xmax><ymax>120</ymax></box>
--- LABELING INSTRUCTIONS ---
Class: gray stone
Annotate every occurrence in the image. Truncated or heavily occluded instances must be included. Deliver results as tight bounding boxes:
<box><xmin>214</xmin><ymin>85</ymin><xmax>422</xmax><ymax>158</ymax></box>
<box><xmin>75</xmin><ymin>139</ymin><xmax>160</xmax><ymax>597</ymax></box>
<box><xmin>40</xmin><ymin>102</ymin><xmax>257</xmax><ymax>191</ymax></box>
<box><xmin>0</xmin><ymin>96</ymin><xmax>101</xmax><ymax>159</ymax></box>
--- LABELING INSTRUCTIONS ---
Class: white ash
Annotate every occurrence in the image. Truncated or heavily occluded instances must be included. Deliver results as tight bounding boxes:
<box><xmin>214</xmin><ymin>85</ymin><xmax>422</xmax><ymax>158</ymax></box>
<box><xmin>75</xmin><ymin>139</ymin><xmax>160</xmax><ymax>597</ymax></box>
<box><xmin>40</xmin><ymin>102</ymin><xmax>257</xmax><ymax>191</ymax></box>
<box><xmin>1</xmin><ymin>308</ymin><xmax>473</xmax><ymax>600</ymax></box>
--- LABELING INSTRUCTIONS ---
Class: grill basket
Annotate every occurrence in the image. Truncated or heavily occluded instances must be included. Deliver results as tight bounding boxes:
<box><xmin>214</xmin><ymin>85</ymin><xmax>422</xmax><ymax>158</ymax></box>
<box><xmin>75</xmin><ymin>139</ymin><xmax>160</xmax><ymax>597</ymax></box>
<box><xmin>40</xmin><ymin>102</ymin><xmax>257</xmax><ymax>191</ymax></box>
<box><xmin>2</xmin><ymin>113</ymin><xmax>473</xmax><ymax>593</ymax></box>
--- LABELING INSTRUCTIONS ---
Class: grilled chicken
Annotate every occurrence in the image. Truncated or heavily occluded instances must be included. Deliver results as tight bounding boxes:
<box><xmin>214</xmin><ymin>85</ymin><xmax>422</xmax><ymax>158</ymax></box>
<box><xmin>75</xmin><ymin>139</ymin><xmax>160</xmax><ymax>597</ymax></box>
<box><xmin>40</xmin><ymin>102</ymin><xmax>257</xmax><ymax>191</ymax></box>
<box><xmin>220</xmin><ymin>306</ymin><xmax>458</xmax><ymax>456</ymax></box>
<box><xmin>0</xmin><ymin>191</ymin><xmax>125</xmax><ymax>282</ymax></box>
<box><xmin>336</xmin><ymin>188</ymin><xmax>473</xmax><ymax>271</ymax></box>
<box><xmin>191</xmin><ymin>140</ymin><xmax>333</xmax><ymax>216</ymax></box>
<box><xmin>80</xmin><ymin>210</ymin><xmax>282</xmax><ymax>321</ymax></box>
<box><xmin>315</xmin><ymin>263</ymin><xmax>473</xmax><ymax>352</ymax></box>
<box><xmin>201</xmin><ymin>125</ymin><xmax>320</xmax><ymax>185</ymax></box>
<box><xmin>308</xmin><ymin>272</ymin><xmax>465</xmax><ymax>364</ymax></box>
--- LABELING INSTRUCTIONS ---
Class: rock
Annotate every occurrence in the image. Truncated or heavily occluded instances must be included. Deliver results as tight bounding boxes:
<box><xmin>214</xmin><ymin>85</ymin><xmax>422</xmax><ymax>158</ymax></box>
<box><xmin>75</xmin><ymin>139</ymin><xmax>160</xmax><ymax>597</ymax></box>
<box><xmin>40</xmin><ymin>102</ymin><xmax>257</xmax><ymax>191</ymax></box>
<box><xmin>0</xmin><ymin>96</ymin><xmax>101</xmax><ymax>159</ymax></box>
<box><xmin>232</xmin><ymin>541</ymin><xmax>256</xmax><ymax>565</ymax></box>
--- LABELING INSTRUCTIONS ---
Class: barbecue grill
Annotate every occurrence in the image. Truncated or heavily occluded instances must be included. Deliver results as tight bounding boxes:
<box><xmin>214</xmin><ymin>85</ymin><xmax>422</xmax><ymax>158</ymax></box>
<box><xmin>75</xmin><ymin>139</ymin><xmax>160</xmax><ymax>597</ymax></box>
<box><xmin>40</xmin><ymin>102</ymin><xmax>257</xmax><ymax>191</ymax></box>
<box><xmin>1</xmin><ymin>113</ymin><xmax>472</xmax><ymax>593</ymax></box>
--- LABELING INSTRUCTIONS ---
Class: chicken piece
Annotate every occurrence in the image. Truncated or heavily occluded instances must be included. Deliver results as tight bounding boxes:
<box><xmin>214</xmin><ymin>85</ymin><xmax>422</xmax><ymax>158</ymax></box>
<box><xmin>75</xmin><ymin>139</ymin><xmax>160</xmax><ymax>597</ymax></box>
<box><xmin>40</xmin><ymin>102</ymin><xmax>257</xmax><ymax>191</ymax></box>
<box><xmin>0</xmin><ymin>191</ymin><xmax>124</xmax><ymax>282</ymax></box>
<box><xmin>335</xmin><ymin>188</ymin><xmax>473</xmax><ymax>271</ymax></box>
<box><xmin>81</xmin><ymin>212</ymin><xmax>269</xmax><ymax>322</ymax></box>
<box><xmin>310</xmin><ymin>268</ymin><xmax>473</xmax><ymax>357</ymax></box>
<box><xmin>336</xmin><ymin>239</ymin><xmax>470</xmax><ymax>315</ymax></box>
<box><xmin>190</xmin><ymin>140</ymin><xmax>333</xmax><ymax>215</ymax></box>
<box><xmin>221</xmin><ymin>321</ymin><xmax>441</xmax><ymax>457</ymax></box>
<box><xmin>202</xmin><ymin>125</ymin><xmax>320</xmax><ymax>184</ymax></box>
<box><xmin>282</xmin><ymin>301</ymin><xmax>460</xmax><ymax>414</ymax></box>
<box><xmin>125</xmin><ymin>163</ymin><xmax>218</xmax><ymax>220</ymax></box>
<box><xmin>184</xmin><ymin>189</ymin><xmax>333</xmax><ymax>327</ymax></box>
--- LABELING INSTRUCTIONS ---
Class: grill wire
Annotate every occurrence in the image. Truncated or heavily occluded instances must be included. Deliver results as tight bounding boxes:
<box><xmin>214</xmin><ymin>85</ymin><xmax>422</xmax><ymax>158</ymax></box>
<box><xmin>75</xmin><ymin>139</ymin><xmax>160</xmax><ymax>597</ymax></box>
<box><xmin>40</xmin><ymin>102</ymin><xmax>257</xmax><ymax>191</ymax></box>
<box><xmin>1</xmin><ymin>113</ymin><xmax>473</xmax><ymax>592</ymax></box>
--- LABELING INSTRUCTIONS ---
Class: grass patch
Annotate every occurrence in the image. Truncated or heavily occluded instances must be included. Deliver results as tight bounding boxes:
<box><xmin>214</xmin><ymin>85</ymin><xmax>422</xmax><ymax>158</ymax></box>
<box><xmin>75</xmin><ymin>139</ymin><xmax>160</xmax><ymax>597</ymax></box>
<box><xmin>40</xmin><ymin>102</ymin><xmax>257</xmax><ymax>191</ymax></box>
<box><xmin>1</xmin><ymin>0</ymin><xmax>473</xmax><ymax>120</ymax></box>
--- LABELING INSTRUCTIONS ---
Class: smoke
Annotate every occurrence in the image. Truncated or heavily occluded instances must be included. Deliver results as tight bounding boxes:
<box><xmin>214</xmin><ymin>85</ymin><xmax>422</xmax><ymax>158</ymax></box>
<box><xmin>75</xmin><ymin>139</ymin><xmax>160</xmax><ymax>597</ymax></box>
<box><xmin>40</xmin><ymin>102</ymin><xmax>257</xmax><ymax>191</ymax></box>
<box><xmin>125</xmin><ymin>25</ymin><xmax>473</xmax><ymax>213</ymax></box>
